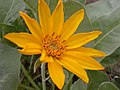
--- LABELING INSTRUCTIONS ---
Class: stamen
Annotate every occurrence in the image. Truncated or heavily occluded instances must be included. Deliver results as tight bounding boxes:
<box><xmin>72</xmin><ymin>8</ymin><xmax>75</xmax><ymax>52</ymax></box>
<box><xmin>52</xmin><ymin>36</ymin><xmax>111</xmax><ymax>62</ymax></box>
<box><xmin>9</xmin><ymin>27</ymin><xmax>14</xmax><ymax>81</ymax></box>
<box><xmin>42</xmin><ymin>33</ymin><xmax>66</xmax><ymax>59</ymax></box>
<box><xmin>62</xmin><ymin>40</ymin><xmax>66</xmax><ymax>43</ymax></box>
<box><xmin>52</xmin><ymin>32</ymin><xmax>55</xmax><ymax>36</ymax></box>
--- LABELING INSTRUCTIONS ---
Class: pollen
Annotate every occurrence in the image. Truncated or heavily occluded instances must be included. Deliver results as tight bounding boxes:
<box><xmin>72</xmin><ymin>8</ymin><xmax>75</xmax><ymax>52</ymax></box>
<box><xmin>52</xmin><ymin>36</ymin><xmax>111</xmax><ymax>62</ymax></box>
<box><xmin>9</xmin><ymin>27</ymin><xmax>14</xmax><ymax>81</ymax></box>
<box><xmin>42</xmin><ymin>33</ymin><xmax>66</xmax><ymax>59</ymax></box>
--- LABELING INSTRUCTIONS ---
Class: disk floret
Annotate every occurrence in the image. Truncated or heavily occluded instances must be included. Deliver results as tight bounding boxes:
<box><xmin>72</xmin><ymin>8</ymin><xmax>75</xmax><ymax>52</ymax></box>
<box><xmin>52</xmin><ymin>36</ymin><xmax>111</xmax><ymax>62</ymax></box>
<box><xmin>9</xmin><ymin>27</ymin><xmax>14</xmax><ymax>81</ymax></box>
<box><xmin>43</xmin><ymin>33</ymin><xmax>65</xmax><ymax>59</ymax></box>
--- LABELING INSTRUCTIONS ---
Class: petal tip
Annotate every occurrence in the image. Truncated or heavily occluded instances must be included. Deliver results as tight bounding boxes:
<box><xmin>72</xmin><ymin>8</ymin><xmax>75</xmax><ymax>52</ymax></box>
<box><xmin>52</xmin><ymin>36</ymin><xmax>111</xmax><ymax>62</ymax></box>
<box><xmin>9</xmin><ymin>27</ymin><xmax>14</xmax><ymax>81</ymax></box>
<box><xmin>57</xmin><ymin>84</ymin><xmax>64</xmax><ymax>90</ymax></box>
<box><xmin>100</xmin><ymin>66</ymin><xmax>105</xmax><ymax>70</ymax></box>
<box><xmin>80</xmin><ymin>9</ymin><xmax>84</xmax><ymax>12</ymax></box>
<box><xmin>18</xmin><ymin>49</ymin><xmax>23</xmax><ymax>54</ymax></box>
<box><xmin>4</xmin><ymin>34</ymin><xmax>7</xmax><ymax>39</ymax></box>
<box><xmin>80</xmin><ymin>9</ymin><xmax>84</xmax><ymax>14</ymax></box>
<box><xmin>84</xmin><ymin>77</ymin><xmax>89</xmax><ymax>83</ymax></box>
<box><xmin>4</xmin><ymin>33</ymin><xmax>11</xmax><ymax>39</ymax></box>
<box><xmin>58</xmin><ymin>0</ymin><xmax>63</xmax><ymax>4</ymax></box>
<box><xmin>97</xmin><ymin>50</ymin><xmax>107</xmax><ymax>57</ymax></box>
<box><xmin>19</xmin><ymin>11</ymin><xmax>27</xmax><ymax>19</ymax></box>
<box><xmin>38</xmin><ymin>0</ymin><xmax>40</xmax><ymax>3</ymax></box>
<box><xmin>19</xmin><ymin>11</ymin><xmax>24</xmax><ymax>16</ymax></box>
<box><xmin>19</xmin><ymin>11</ymin><xmax>22</xmax><ymax>14</ymax></box>
<box><xmin>98</xmin><ymin>31</ymin><xmax>102</xmax><ymax>34</ymax></box>
<box><xmin>78</xmin><ymin>9</ymin><xmax>84</xmax><ymax>20</ymax></box>
<box><xmin>101</xmin><ymin>52</ymin><xmax>107</xmax><ymax>57</ymax></box>
<box><xmin>96</xmin><ymin>64</ymin><xmax>105</xmax><ymax>70</ymax></box>
<box><xmin>95</xmin><ymin>31</ymin><xmax>102</xmax><ymax>35</ymax></box>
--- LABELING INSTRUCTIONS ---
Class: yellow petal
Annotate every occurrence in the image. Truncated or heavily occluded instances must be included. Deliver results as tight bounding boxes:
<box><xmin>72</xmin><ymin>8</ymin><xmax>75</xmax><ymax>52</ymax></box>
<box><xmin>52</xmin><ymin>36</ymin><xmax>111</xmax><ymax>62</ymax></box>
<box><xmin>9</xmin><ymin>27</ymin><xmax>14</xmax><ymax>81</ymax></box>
<box><xmin>40</xmin><ymin>50</ymin><xmax>46</xmax><ymax>62</ymax></box>
<box><xmin>19</xmin><ymin>12</ymin><xmax>42</xmax><ymax>39</ymax></box>
<box><xmin>64</xmin><ymin>31</ymin><xmax>102</xmax><ymax>49</ymax></box>
<box><xmin>66</xmin><ymin>47</ymin><xmax>107</xmax><ymax>57</ymax></box>
<box><xmin>60</xmin><ymin>9</ymin><xmax>84</xmax><ymax>40</ymax></box>
<box><xmin>48</xmin><ymin>60</ymin><xmax>65</xmax><ymax>89</ymax></box>
<box><xmin>4</xmin><ymin>33</ymin><xmax>41</xmax><ymax>48</ymax></box>
<box><xmin>18</xmin><ymin>43</ymin><xmax>42</xmax><ymax>55</ymax></box>
<box><xmin>40</xmin><ymin>50</ymin><xmax>54</xmax><ymax>62</ymax></box>
<box><xmin>63</xmin><ymin>53</ymin><xmax>104</xmax><ymax>70</ymax></box>
<box><xmin>58</xmin><ymin>56</ymin><xmax>89</xmax><ymax>83</ymax></box>
<box><xmin>38</xmin><ymin>0</ymin><xmax>52</xmax><ymax>35</ymax></box>
<box><xmin>52</xmin><ymin>0</ymin><xmax>64</xmax><ymax>35</ymax></box>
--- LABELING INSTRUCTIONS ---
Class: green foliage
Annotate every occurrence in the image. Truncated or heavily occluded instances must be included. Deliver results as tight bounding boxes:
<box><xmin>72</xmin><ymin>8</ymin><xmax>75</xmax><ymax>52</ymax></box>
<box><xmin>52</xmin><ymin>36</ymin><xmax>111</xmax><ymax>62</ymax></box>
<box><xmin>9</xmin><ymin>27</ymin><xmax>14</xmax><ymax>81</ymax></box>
<box><xmin>0</xmin><ymin>0</ymin><xmax>25</xmax><ymax>23</ymax></box>
<box><xmin>0</xmin><ymin>0</ymin><xmax>25</xmax><ymax>38</ymax></box>
<box><xmin>98</xmin><ymin>82</ymin><xmax>119</xmax><ymax>90</ymax></box>
<box><xmin>101</xmin><ymin>47</ymin><xmax>120</xmax><ymax>67</ymax></box>
<box><xmin>64</xmin><ymin>0</ymin><xmax>92</xmax><ymax>32</ymax></box>
<box><xmin>0</xmin><ymin>44</ymin><xmax>21</xmax><ymax>90</ymax></box>
<box><xmin>75</xmin><ymin>0</ymin><xmax>86</xmax><ymax>5</ymax></box>
<box><xmin>87</xmin><ymin>71</ymin><xmax>109</xmax><ymax>90</ymax></box>
<box><xmin>86</xmin><ymin>0</ymin><xmax>120</xmax><ymax>58</ymax></box>
<box><xmin>70</xmin><ymin>79</ymin><xmax>87</xmax><ymax>90</ymax></box>
<box><xmin>23</xmin><ymin>0</ymin><xmax>38</xmax><ymax>12</ymax></box>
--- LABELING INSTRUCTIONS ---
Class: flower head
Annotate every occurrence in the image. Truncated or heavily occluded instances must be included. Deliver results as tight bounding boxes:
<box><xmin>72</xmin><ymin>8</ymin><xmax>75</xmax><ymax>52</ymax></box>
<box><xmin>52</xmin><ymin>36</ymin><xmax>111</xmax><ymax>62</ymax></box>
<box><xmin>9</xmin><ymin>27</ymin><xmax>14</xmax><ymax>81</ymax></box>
<box><xmin>4</xmin><ymin>0</ymin><xmax>106</xmax><ymax>89</ymax></box>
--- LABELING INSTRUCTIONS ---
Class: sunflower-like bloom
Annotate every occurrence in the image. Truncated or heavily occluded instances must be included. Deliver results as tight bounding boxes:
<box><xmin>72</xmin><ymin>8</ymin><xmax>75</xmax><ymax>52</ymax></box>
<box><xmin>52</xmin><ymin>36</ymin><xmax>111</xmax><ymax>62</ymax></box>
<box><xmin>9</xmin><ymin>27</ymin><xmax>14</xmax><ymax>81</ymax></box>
<box><xmin>4</xmin><ymin>0</ymin><xmax>106</xmax><ymax>89</ymax></box>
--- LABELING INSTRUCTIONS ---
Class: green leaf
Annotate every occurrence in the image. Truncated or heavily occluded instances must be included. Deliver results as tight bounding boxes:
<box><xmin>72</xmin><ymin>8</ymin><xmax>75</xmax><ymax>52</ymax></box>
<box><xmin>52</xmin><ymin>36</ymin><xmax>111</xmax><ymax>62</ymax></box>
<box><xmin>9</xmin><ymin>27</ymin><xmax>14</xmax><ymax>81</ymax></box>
<box><xmin>0</xmin><ymin>0</ymin><xmax>25</xmax><ymax>24</ymax></box>
<box><xmin>4</xmin><ymin>1</ymin><xmax>25</xmax><ymax>24</ymax></box>
<box><xmin>101</xmin><ymin>47</ymin><xmax>120</xmax><ymax>67</ymax></box>
<box><xmin>64</xmin><ymin>69</ymin><xmax>69</xmax><ymax>83</ymax></box>
<box><xmin>86</xmin><ymin>0</ymin><xmax>120</xmax><ymax>22</ymax></box>
<box><xmin>0</xmin><ymin>19</ymin><xmax>27</xmax><ymax>41</ymax></box>
<box><xmin>75</xmin><ymin>0</ymin><xmax>86</xmax><ymax>5</ymax></box>
<box><xmin>101</xmin><ymin>47</ymin><xmax>120</xmax><ymax>88</ymax></box>
<box><xmin>85</xmin><ymin>0</ymin><xmax>120</xmax><ymax>59</ymax></box>
<box><xmin>23</xmin><ymin>0</ymin><xmax>37</xmax><ymax>11</ymax></box>
<box><xmin>64</xmin><ymin>0</ymin><xmax>92</xmax><ymax>32</ymax></box>
<box><xmin>87</xmin><ymin>71</ymin><xmax>109</xmax><ymax>90</ymax></box>
<box><xmin>0</xmin><ymin>24</ymin><xmax>14</xmax><ymax>39</ymax></box>
<box><xmin>0</xmin><ymin>0</ymin><xmax>25</xmax><ymax>38</ymax></box>
<box><xmin>112</xmin><ymin>77</ymin><xmax>120</xmax><ymax>89</ymax></box>
<box><xmin>0</xmin><ymin>43</ymin><xmax>21</xmax><ymax>90</ymax></box>
<box><xmin>70</xmin><ymin>79</ymin><xmax>87</xmax><ymax>90</ymax></box>
<box><xmin>49</xmin><ymin>0</ymin><xmax>58</xmax><ymax>13</ymax></box>
<box><xmin>98</xmin><ymin>82</ymin><xmax>119</xmax><ymax>90</ymax></box>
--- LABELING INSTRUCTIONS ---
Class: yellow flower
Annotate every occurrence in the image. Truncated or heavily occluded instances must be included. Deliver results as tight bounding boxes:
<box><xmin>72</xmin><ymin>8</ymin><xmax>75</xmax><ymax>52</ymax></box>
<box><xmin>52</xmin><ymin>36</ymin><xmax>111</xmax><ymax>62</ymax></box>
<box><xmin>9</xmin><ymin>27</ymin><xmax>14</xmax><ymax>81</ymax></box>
<box><xmin>4</xmin><ymin>0</ymin><xmax>106</xmax><ymax>89</ymax></box>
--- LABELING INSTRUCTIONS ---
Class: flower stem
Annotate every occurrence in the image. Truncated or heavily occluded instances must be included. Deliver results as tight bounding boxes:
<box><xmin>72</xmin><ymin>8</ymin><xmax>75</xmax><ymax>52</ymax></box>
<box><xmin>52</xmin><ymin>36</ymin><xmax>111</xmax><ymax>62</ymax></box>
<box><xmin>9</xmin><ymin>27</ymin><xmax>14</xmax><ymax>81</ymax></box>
<box><xmin>20</xmin><ymin>63</ymin><xmax>40</xmax><ymax>90</ymax></box>
<box><xmin>41</xmin><ymin>63</ymin><xmax>46</xmax><ymax>90</ymax></box>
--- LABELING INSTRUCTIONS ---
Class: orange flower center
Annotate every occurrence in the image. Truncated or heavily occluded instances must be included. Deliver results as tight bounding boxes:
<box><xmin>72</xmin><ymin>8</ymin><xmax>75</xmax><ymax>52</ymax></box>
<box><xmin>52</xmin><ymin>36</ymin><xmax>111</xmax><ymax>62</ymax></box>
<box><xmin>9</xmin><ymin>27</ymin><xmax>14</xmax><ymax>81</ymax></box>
<box><xmin>42</xmin><ymin>33</ymin><xmax>66</xmax><ymax>59</ymax></box>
